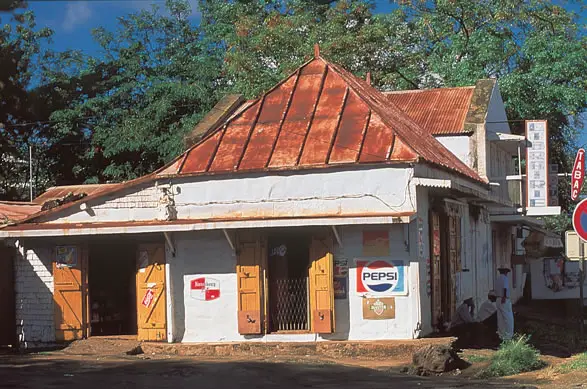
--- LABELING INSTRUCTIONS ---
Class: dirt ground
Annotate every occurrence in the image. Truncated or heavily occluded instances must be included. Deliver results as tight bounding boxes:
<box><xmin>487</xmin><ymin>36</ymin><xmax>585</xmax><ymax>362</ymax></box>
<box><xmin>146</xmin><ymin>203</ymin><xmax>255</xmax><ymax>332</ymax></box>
<box><xmin>3</xmin><ymin>335</ymin><xmax>587</xmax><ymax>389</ymax></box>
<box><xmin>0</xmin><ymin>338</ymin><xmax>537</xmax><ymax>389</ymax></box>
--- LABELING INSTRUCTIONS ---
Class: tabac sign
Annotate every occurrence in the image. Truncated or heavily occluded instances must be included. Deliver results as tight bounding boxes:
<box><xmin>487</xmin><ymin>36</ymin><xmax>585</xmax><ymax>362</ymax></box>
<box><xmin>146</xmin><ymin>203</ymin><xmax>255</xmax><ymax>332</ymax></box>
<box><xmin>356</xmin><ymin>259</ymin><xmax>407</xmax><ymax>296</ymax></box>
<box><xmin>571</xmin><ymin>148</ymin><xmax>585</xmax><ymax>201</ymax></box>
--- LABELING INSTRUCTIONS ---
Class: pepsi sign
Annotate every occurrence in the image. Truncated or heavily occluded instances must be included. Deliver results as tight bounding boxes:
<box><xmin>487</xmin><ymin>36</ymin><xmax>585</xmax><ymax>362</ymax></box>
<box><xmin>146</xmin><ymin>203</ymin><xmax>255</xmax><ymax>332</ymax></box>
<box><xmin>356</xmin><ymin>259</ymin><xmax>407</xmax><ymax>296</ymax></box>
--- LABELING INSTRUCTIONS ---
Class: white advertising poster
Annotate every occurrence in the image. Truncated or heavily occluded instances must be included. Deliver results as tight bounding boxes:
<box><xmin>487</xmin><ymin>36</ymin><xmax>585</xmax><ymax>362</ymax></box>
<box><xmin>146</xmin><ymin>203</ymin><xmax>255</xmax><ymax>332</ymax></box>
<box><xmin>526</xmin><ymin>120</ymin><xmax>549</xmax><ymax>208</ymax></box>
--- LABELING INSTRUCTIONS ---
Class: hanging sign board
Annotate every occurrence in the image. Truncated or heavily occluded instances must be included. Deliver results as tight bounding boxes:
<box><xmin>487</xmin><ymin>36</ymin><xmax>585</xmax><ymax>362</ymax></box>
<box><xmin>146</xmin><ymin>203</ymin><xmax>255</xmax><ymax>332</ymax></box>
<box><xmin>362</xmin><ymin>297</ymin><xmax>396</xmax><ymax>320</ymax></box>
<box><xmin>572</xmin><ymin>199</ymin><xmax>587</xmax><ymax>242</ymax></box>
<box><xmin>526</xmin><ymin>120</ymin><xmax>549</xmax><ymax>208</ymax></box>
<box><xmin>571</xmin><ymin>148</ymin><xmax>585</xmax><ymax>201</ymax></box>
<box><xmin>56</xmin><ymin>246</ymin><xmax>77</xmax><ymax>268</ymax></box>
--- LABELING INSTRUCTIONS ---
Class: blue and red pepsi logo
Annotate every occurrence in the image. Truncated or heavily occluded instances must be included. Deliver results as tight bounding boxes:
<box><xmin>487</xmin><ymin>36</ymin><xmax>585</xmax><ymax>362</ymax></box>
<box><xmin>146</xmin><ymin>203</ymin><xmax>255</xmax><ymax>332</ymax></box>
<box><xmin>357</xmin><ymin>260</ymin><xmax>403</xmax><ymax>294</ymax></box>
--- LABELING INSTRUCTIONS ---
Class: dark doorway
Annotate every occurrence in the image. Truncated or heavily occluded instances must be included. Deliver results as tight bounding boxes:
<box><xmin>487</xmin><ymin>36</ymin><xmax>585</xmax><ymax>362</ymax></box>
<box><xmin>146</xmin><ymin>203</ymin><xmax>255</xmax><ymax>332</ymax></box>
<box><xmin>268</xmin><ymin>233</ymin><xmax>311</xmax><ymax>332</ymax></box>
<box><xmin>89</xmin><ymin>243</ymin><xmax>137</xmax><ymax>336</ymax></box>
<box><xmin>0</xmin><ymin>247</ymin><xmax>16</xmax><ymax>347</ymax></box>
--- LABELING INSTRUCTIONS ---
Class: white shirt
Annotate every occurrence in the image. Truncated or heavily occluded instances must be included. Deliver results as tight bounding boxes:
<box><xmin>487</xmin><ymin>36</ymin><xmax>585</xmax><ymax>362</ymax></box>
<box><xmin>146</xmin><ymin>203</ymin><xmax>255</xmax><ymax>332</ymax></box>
<box><xmin>451</xmin><ymin>303</ymin><xmax>475</xmax><ymax>327</ymax></box>
<box><xmin>477</xmin><ymin>300</ymin><xmax>497</xmax><ymax>322</ymax></box>
<box><xmin>496</xmin><ymin>274</ymin><xmax>510</xmax><ymax>298</ymax></box>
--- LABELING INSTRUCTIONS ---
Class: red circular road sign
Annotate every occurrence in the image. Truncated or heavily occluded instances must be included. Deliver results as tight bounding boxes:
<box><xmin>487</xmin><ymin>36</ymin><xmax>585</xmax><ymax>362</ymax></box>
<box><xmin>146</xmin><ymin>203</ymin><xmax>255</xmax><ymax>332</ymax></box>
<box><xmin>573</xmin><ymin>198</ymin><xmax>587</xmax><ymax>241</ymax></box>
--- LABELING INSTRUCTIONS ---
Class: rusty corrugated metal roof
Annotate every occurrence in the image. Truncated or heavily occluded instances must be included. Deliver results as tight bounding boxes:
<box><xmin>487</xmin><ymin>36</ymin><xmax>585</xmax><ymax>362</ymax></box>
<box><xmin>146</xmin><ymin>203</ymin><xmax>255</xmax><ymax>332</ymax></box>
<box><xmin>8</xmin><ymin>55</ymin><xmax>487</xmax><ymax>227</ymax></box>
<box><xmin>159</xmin><ymin>57</ymin><xmax>484</xmax><ymax>183</ymax></box>
<box><xmin>384</xmin><ymin>87</ymin><xmax>475</xmax><ymax>135</ymax></box>
<box><xmin>0</xmin><ymin>201</ymin><xmax>41</xmax><ymax>223</ymax></box>
<box><xmin>34</xmin><ymin>183</ymin><xmax>121</xmax><ymax>204</ymax></box>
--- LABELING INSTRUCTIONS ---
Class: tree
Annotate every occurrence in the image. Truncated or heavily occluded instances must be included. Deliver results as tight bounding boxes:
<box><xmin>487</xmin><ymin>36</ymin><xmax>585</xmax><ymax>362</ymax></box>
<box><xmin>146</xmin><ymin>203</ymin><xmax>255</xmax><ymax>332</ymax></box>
<box><xmin>0</xmin><ymin>10</ymin><xmax>54</xmax><ymax>200</ymax></box>
<box><xmin>200</xmin><ymin>0</ymin><xmax>587</xmax><ymax>232</ymax></box>
<box><xmin>48</xmin><ymin>0</ymin><xmax>221</xmax><ymax>183</ymax></box>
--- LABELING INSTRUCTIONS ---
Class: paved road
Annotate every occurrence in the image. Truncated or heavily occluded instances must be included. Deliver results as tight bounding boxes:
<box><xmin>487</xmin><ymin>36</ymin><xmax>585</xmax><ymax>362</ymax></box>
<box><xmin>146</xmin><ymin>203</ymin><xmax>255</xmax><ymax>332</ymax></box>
<box><xmin>0</xmin><ymin>354</ymin><xmax>536</xmax><ymax>389</ymax></box>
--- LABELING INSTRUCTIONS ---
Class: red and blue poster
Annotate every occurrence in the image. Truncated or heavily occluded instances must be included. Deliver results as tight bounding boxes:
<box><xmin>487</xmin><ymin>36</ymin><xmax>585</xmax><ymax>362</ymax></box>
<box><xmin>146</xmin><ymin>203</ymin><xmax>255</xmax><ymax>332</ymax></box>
<box><xmin>190</xmin><ymin>277</ymin><xmax>221</xmax><ymax>301</ymax></box>
<box><xmin>356</xmin><ymin>259</ymin><xmax>408</xmax><ymax>296</ymax></box>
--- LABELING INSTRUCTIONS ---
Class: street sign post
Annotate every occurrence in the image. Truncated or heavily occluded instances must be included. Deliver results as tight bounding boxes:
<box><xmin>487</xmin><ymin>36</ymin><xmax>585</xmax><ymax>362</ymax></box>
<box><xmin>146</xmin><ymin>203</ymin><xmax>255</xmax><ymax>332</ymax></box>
<box><xmin>572</xmin><ymin>198</ymin><xmax>587</xmax><ymax>337</ymax></box>
<box><xmin>571</xmin><ymin>148</ymin><xmax>585</xmax><ymax>201</ymax></box>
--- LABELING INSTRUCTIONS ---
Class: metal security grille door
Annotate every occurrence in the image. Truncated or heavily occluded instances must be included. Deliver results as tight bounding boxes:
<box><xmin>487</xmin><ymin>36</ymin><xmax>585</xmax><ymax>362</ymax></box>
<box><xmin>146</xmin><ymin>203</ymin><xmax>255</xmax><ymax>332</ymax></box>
<box><xmin>270</xmin><ymin>277</ymin><xmax>309</xmax><ymax>331</ymax></box>
<box><xmin>136</xmin><ymin>243</ymin><xmax>167</xmax><ymax>342</ymax></box>
<box><xmin>53</xmin><ymin>246</ymin><xmax>88</xmax><ymax>342</ymax></box>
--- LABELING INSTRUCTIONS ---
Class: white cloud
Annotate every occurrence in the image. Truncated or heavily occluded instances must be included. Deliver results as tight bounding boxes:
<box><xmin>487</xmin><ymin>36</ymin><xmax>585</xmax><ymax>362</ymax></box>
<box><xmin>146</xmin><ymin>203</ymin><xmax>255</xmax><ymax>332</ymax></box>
<box><xmin>62</xmin><ymin>1</ymin><xmax>93</xmax><ymax>32</ymax></box>
<box><xmin>127</xmin><ymin>0</ymin><xmax>200</xmax><ymax>18</ymax></box>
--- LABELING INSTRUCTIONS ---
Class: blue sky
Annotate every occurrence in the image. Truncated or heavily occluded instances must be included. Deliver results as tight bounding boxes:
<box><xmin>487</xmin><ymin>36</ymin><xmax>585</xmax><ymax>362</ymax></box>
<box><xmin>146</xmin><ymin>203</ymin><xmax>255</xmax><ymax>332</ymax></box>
<box><xmin>28</xmin><ymin>0</ymin><xmax>395</xmax><ymax>54</ymax></box>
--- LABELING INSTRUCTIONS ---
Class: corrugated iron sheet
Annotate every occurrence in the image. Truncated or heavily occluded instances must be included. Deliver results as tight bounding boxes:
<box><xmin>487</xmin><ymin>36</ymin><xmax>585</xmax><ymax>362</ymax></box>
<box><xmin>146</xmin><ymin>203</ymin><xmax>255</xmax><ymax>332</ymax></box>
<box><xmin>0</xmin><ymin>201</ymin><xmax>41</xmax><ymax>223</ymax></box>
<box><xmin>384</xmin><ymin>87</ymin><xmax>475</xmax><ymax>135</ymax></box>
<box><xmin>33</xmin><ymin>184</ymin><xmax>121</xmax><ymax>204</ymax></box>
<box><xmin>160</xmin><ymin>57</ymin><xmax>484</xmax><ymax>183</ymax></box>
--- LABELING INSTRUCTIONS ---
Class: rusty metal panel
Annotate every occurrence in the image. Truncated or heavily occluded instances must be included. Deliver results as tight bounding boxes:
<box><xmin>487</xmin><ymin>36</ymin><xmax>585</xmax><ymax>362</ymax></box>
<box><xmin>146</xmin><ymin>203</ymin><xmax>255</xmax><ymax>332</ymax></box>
<box><xmin>0</xmin><ymin>201</ymin><xmax>41</xmax><ymax>222</ymax></box>
<box><xmin>269</xmin><ymin>61</ymin><xmax>326</xmax><ymax>167</ymax></box>
<box><xmin>385</xmin><ymin>87</ymin><xmax>474</xmax><ymax>135</ymax></box>
<box><xmin>181</xmin><ymin>131</ymin><xmax>223</xmax><ymax>174</ymax></box>
<box><xmin>359</xmin><ymin>114</ymin><xmax>395</xmax><ymax>163</ymax></box>
<box><xmin>298</xmin><ymin>70</ymin><xmax>347</xmax><ymax>165</ymax></box>
<box><xmin>239</xmin><ymin>77</ymin><xmax>299</xmax><ymax>170</ymax></box>
<box><xmin>329</xmin><ymin>91</ymin><xmax>368</xmax><ymax>163</ymax></box>
<box><xmin>209</xmin><ymin>103</ymin><xmax>261</xmax><ymax>172</ymax></box>
<box><xmin>389</xmin><ymin>137</ymin><xmax>418</xmax><ymax>161</ymax></box>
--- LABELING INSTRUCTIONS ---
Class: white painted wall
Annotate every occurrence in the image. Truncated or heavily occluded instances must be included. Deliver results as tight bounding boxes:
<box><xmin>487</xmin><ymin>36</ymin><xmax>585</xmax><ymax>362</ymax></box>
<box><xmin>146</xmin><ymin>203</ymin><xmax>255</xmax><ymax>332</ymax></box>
<box><xmin>170</xmin><ymin>224</ymin><xmax>420</xmax><ymax>343</ymax></box>
<box><xmin>530</xmin><ymin>259</ymin><xmax>587</xmax><ymax>300</ymax></box>
<box><xmin>14</xmin><ymin>244</ymin><xmax>55</xmax><ymax>347</ymax></box>
<box><xmin>436</xmin><ymin>136</ymin><xmax>472</xmax><ymax>168</ymax></box>
<box><xmin>485</xmin><ymin>84</ymin><xmax>511</xmax><ymax>135</ymax></box>
<box><xmin>39</xmin><ymin>166</ymin><xmax>415</xmax><ymax>225</ymax></box>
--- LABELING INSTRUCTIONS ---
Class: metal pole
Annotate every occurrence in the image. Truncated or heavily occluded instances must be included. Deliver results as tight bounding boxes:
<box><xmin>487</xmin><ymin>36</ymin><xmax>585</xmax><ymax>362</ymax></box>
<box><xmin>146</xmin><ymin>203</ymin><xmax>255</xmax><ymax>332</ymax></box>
<box><xmin>29</xmin><ymin>145</ymin><xmax>33</xmax><ymax>201</ymax></box>
<box><xmin>580</xmin><ymin>241</ymin><xmax>585</xmax><ymax>338</ymax></box>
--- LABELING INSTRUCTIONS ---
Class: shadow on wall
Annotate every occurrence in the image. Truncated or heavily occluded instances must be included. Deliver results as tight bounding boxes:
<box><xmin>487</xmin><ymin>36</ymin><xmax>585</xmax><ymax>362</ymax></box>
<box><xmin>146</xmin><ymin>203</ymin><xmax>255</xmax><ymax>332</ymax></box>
<box><xmin>14</xmin><ymin>246</ymin><xmax>56</xmax><ymax>348</ymax></box>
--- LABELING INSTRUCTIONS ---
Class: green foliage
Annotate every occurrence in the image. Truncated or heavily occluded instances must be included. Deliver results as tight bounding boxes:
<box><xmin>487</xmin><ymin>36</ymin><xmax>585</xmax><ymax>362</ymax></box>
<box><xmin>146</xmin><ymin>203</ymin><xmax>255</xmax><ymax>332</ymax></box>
<box><xmin>47</xmin><ymin>0</ymin><xmax>222</xmax><ymax>183</ymax></box>
<box><xmin>200</xmin><ymin>0</ymin><xmax>587</xmax><ymax>223</ymax></box>
<box><xmin>558</xmin><ymin>352</ymin><xmax>587</xmax><ymax>372</ymax></box>
<box><xmin>0</xmin><ymin>9</ymin><xmax>54</xmax><ymax>199</ymax></box>
<box><xmin>1</xmin><ymin>0</ymin><xmax>586</xmax><ymax>200</ymax></box>
<box><xmin>480</xmin><ymin>335</ymin><xmax>544</xmax><ymax>377</ymax></box>
<box><xmin>464</xmin><ymin>354</ymin><xmax>490</xmax><ymax>363</ymax></box>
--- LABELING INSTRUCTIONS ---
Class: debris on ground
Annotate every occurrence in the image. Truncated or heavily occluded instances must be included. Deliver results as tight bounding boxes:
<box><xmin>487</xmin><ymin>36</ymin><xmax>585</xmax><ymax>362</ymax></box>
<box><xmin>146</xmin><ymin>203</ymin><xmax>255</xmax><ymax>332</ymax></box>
<box><xmin>408</xmin><ymin>344</ymin><xmax>470</xmax><ymax>376</ymax></box>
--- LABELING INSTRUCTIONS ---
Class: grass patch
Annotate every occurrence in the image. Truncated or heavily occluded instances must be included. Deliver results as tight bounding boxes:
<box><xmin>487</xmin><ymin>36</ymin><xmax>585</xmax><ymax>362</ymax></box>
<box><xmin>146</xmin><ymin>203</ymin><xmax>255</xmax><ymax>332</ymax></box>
<box><xmin>558</xmin><ymin>352</ymin><xmax>587</xmax><ymax>373</ymax></box>
<box><xmin>478</xmin><ymin>335</ymin><xmax>545</xmax><ymax>378</ymax></box>
<box><xmin>465</xmin><ymin>354</ymin><xmax>491</xmax><ymax>363</ymax></box>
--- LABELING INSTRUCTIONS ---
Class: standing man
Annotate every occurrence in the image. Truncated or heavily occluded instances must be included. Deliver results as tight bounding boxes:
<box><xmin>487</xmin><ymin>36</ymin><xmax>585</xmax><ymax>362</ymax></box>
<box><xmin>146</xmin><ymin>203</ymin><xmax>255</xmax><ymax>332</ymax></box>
<box><xmin>496</xmin><ymin>268</ymin><xmax>514</xmax><ymax>340</ymax></box>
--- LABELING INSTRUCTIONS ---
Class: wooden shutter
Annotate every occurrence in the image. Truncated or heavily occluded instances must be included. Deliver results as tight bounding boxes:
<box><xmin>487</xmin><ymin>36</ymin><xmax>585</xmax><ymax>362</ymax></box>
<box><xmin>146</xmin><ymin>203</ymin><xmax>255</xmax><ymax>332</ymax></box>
<box><xmin>236</xmin><ymin>232</ymin><xmax>266</xmax><ymax>335</ymax></box>
<box><xmin>53</xmin><ymin>246</ymin><xmax>88</xmax><ymax>342</ymax></box>
<box><xmin>309</xmin><ymin>237</ymin><xmax>334</xmax><ymax>334</ymax></box>
<box><xmin>136</xmin><ymin>243</ymin><xmax>167</xmax><ymax>342</ymax></box>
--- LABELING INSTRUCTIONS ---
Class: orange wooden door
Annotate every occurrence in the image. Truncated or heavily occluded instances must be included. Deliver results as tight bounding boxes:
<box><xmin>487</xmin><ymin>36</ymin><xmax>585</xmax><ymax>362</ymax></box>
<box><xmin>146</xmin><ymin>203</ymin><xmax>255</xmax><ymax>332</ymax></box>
<box><xmin>309</xmin><ymin>237</ymin><xmax>334</xmax><ymax>334</ymax></box>
<box><xmin>236</xmin><ymin>231</ymin><xmax>266</xmax><ymax>335</ymax></box>
<box><xmin>136</xmin><ymin>243</ymin><xmax>167</xmax><ymax>342</ymax></box>
<box><xmin>53</xmin><ymin>245</ymin><xmax>88</xmax><ymax>342</ymax></box>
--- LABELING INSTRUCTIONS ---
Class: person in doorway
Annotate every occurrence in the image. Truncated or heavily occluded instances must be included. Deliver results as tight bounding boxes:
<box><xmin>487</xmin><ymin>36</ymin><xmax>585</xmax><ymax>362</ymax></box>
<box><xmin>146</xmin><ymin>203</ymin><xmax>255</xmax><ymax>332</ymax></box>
<box><xmin>496</xmin><ymin>268</ymin><xmax>514</xmax><ymax>340</ymax></box>
<box><xmin>450</xmin><ymin>298</ymin><xmax>476</xmax><ymax>341</ymax></box>
<box><xmin>477</xmin><ymin>290</ymin><xmax>498</xmax><ymax>333</ymax></box>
